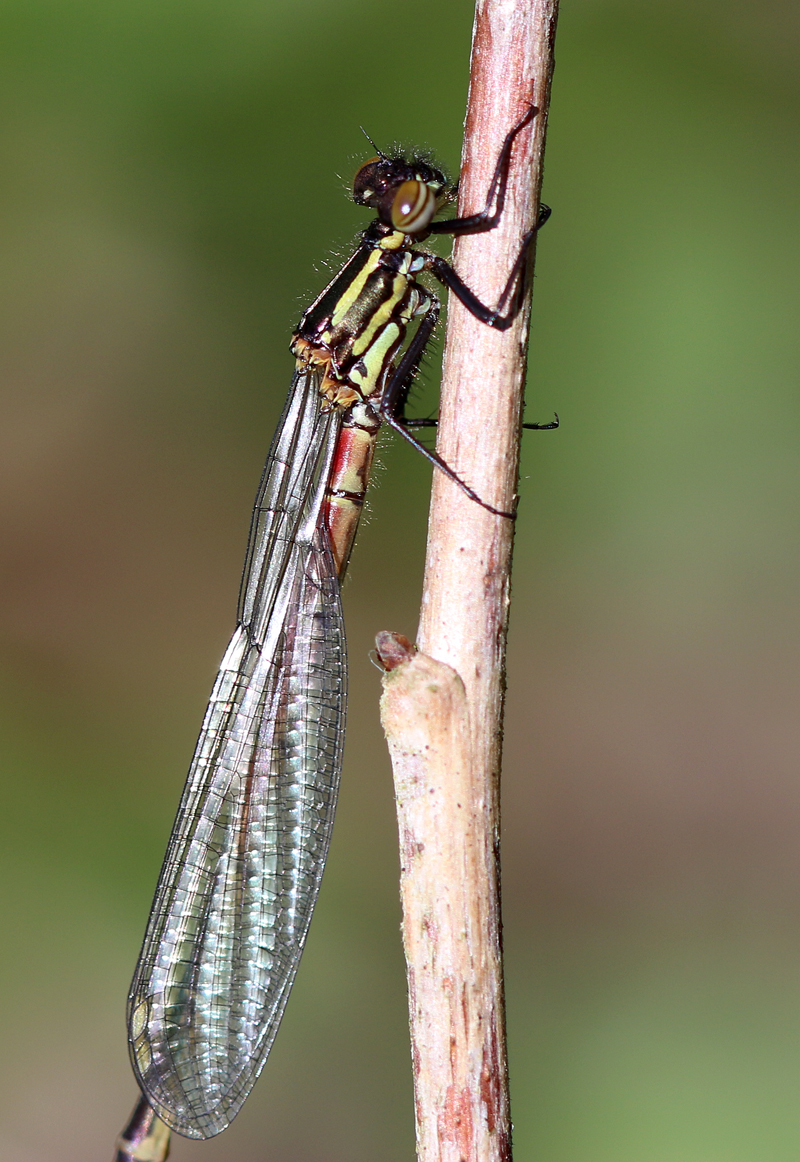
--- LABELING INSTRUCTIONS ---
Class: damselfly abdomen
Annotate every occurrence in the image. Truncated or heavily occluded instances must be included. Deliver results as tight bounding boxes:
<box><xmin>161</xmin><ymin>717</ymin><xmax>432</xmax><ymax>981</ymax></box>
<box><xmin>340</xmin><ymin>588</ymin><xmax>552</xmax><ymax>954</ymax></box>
<box><xmin>126</xmin><ymin>106</ymin><xmax>551</xmax><ymax>1140</ymax></box>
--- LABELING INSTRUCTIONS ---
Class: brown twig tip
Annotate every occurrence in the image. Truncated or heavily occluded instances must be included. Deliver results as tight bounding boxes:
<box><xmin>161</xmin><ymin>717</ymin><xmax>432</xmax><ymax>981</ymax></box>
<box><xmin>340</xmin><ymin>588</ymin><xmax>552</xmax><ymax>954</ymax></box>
<box><xmin>375</xmin><ymin>631</ymin><xmax>417</xmax><ymax>672</ymax></box>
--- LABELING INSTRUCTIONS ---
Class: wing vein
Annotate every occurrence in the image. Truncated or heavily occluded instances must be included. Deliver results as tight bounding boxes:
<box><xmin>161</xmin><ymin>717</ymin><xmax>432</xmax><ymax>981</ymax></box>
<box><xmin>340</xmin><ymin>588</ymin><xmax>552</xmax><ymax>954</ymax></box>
<box><xmin>127</xmin><ymin>370</ymin><xmax>347</xmax><ymax>1139</ymax></box>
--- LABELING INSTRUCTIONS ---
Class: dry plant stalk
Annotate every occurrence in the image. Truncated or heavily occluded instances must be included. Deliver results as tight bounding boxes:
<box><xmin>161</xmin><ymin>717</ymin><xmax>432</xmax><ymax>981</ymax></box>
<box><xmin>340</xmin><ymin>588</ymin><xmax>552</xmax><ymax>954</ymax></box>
<box><xmin>378</xmin><ymin>1</ymin><xmax>558</xmax><ymax>1160</ymax></box>
<box><xmin>379</xmin><ymin>638</ymin><xmax>507</xmax><ymax>1162</ymax></box>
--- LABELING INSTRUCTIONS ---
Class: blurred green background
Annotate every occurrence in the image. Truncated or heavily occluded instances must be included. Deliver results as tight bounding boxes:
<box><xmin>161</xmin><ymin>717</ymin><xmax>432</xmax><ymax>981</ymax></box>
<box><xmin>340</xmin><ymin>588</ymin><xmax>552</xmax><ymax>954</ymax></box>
<box><xmin>1</xmin><ymin>0</ymin><xmax>799</xmax><ymax>1158</ymax></box>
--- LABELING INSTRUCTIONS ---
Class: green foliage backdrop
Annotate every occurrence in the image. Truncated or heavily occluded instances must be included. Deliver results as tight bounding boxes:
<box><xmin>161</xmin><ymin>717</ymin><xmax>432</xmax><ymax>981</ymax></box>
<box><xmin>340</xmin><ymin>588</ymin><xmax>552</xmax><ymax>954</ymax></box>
<box><xmin>1</xmin><ymin>1</ymin><xmax>799</xmax><ymax>1158</ymax></box>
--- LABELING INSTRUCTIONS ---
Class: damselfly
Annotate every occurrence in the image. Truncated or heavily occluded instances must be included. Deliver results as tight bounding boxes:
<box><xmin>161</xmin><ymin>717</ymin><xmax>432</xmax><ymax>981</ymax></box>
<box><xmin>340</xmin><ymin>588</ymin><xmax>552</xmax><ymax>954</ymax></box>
<box><xmin>125</xmin><ymin>105</ymin><xmax>553</xmax><ymax>1141</ymax></box>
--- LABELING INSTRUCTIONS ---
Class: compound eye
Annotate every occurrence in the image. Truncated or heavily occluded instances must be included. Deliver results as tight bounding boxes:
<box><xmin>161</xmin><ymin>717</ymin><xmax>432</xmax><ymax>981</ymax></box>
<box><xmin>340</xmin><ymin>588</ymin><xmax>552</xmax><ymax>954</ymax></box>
<box><xmin>354</xmin><ymin>157</ymin><xmax>380</xmax><ymax>182</ymax></box>
<box><xmin>390</xmin><ymin>180</ymin><xmax>436</xmax><ymax>233</ymax></box>
<box><xmin>353</xmin><ymin>157</ymin><xmax>382</xmax><ymax>203</ymax></box>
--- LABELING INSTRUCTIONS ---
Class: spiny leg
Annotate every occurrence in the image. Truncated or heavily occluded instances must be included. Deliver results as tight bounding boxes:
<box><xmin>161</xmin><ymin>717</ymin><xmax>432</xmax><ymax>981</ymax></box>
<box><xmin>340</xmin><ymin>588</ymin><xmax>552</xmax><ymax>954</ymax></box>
<box><xmin>428</xmin><ymin>106</ymin><xmax>538</xmax><ymax>237</ymax></box>
<box><xmin>426</xmin><ymin>201</ymin><xmax>553</xmax><ymax>332</ymax></box>
<box><xmin>378</xmin><ymin>298</ymin><xmax>517</xmax><ymax>518</ymax></box>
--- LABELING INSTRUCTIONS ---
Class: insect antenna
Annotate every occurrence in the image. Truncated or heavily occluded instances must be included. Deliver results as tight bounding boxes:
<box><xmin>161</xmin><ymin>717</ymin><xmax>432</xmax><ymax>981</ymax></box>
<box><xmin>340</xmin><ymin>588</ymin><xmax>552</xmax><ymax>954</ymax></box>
<box><xmin>359</xmin><ymin>126</ymin><xmax>388</xmax><ymax>160</ymax></box>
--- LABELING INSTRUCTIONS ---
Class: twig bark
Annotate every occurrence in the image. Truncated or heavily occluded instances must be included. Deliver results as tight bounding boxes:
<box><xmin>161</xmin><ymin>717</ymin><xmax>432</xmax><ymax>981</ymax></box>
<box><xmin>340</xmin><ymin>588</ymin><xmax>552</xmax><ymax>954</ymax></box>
<box><xmin>379</xmin><ymin>637</ymin><xmax>508</xmax><ymax>1162</ymax></box>
<box><xmin>378</xmin><ymin>2</ymin><xmax>558</xmax><ymax>1160</ymax></box>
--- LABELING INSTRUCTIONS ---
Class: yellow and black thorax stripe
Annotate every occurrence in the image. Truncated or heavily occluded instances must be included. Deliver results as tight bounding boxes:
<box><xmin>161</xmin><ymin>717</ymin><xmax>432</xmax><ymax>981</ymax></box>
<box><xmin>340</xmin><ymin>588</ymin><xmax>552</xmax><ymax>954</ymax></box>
<box><xmin>291</xmin><ymin>219</ymin><xmax>430</xmax><ymax>412</ymax></box>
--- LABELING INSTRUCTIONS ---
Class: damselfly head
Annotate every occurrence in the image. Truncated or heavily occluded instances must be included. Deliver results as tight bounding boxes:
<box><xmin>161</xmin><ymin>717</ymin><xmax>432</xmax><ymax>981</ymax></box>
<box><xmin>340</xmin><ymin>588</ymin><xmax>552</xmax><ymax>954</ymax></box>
<box><xmin>353</xmin><ymin>154</ymin><xmax>448</xmax><ymax>235</ymax></box>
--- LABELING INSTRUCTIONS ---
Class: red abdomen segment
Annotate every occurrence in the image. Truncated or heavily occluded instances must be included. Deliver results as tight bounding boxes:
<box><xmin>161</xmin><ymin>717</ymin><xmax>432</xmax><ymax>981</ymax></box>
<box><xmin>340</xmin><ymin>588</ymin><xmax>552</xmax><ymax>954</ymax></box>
<box><xmin>324</xmin><ymin>420</ymin><xmax>379</xmax><ymax>576</ymax></box>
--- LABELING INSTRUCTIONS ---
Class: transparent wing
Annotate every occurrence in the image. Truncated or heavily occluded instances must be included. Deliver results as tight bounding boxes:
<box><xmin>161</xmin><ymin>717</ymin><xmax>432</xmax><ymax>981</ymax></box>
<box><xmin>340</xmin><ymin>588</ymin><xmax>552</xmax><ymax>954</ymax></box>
<box><xmin>127</xmin><ymin>369</ymin><xmax>346</xmax><ymax>1140</ymax></box>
